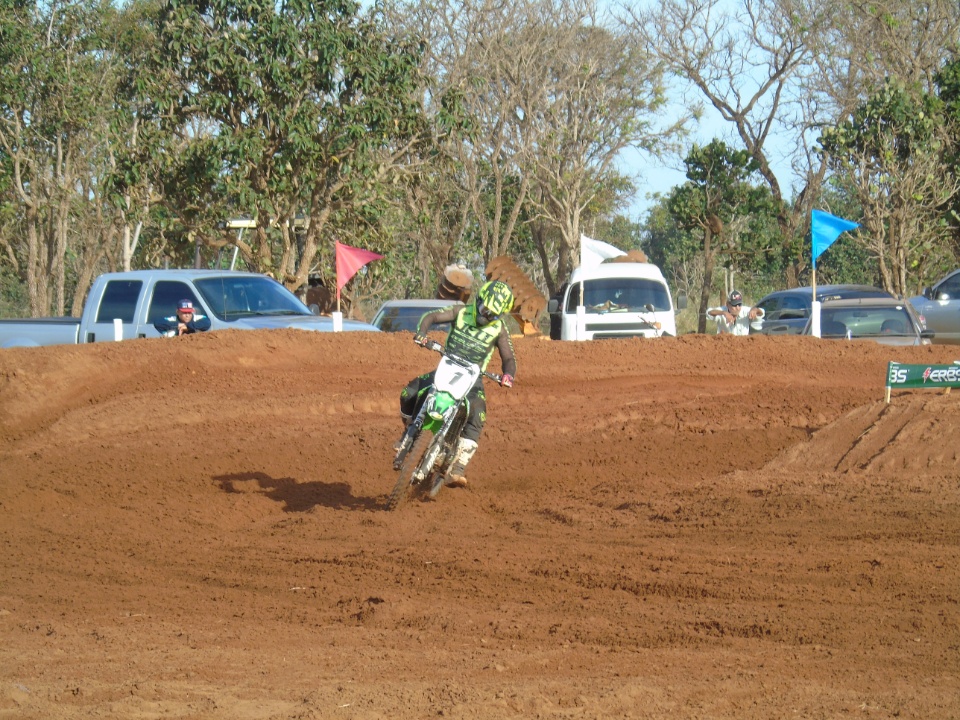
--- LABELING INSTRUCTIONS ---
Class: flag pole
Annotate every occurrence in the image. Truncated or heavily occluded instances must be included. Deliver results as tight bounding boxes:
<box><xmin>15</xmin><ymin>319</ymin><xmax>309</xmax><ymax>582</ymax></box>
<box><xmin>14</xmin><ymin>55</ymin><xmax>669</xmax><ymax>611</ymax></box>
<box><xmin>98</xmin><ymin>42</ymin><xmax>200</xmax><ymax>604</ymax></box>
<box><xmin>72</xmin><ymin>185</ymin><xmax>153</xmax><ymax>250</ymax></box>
<box><xmin>811</xmin><ymin>267</ymin><xmax>816</xmax><ymax>303</ymax></box>
<box><xmin>334</xmin><ymin>284</ymin><xmax>343</xmax><ymax>331</ymax></box>
<box><xmin>811</xmin><ymin>216</ymin><xmax>820</xmax><ymax>337</ymax></box>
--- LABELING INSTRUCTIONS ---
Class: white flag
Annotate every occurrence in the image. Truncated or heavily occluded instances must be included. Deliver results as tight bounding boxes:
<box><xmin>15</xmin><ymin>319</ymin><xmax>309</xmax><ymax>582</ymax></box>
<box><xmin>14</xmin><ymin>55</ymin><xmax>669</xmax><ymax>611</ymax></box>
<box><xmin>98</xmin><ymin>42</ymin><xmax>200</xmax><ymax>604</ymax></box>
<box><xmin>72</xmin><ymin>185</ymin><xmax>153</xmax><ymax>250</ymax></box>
<box><xmin>580</xmin><ymin>234</ymin><xmax>625</xmax><ymax>269</ymax></box>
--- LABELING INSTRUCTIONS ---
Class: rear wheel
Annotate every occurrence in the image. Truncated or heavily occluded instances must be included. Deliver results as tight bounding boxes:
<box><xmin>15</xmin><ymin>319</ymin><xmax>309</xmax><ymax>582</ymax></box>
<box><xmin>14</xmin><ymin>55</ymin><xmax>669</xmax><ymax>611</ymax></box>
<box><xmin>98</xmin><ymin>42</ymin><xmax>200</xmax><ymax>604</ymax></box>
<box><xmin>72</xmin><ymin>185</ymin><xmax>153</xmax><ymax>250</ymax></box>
<box><xmin>387</xmin><ymin>432</ymin><xmax>432</xmax><ymax>511</ymax></box>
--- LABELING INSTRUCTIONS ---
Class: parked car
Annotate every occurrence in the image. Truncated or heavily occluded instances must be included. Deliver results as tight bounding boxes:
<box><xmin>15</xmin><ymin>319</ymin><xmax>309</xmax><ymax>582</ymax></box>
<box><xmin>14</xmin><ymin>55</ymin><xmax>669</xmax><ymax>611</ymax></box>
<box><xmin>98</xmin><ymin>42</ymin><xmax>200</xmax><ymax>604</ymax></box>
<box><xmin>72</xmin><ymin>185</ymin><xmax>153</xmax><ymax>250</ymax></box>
<box><xmin>909</xmin><ymin>268</ymin><xmax>960</xmax><ymax>344</ymax></box>
<box><xmin>371</xmin><ymin>299</ymin><xmax>463</xmax><ymax>333</ymax></box>
<box><xmin>754</xmin><ymin>284</ymin><xmax>895</xmax><ymax>335</ymax></box>
<box><xmin>801</xmin><ymin>296</ymin><xmax>933</xmax><ymax>346</ymax></box>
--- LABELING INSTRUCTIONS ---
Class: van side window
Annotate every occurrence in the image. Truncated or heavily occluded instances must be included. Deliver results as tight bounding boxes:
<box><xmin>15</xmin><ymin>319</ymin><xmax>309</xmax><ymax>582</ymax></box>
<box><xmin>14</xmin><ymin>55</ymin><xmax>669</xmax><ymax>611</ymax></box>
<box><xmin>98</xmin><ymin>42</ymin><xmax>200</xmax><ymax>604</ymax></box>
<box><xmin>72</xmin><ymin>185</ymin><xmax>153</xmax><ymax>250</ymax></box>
<box><xmin>95</xmin><ymin>280</ymin><xmax>143</xmax><ymax>323</ymax></box>
<box><xmin>565</xmin><ymin>283</ymin><xmax>582</xmax><ymax>313</ymax></box>
<box><xmin>149</xmin><ymin>281</ymin><xmax>201</xmax><ymax>324</ymax></box>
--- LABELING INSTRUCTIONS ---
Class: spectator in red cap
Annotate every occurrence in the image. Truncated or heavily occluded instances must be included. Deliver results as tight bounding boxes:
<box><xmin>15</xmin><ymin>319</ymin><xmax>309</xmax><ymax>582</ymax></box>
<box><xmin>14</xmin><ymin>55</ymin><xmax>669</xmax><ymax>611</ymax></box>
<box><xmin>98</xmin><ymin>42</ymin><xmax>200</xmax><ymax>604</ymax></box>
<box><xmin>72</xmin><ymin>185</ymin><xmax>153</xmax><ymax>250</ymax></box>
<box><xmin>154</xmin><ymin>299</ymin><xmax>211</xmax><ymax>337</ymax></box>
<box><xmin>706</xmin><ymin>290</ymin><xmax>764</xmax><ymax>335</ymax></box>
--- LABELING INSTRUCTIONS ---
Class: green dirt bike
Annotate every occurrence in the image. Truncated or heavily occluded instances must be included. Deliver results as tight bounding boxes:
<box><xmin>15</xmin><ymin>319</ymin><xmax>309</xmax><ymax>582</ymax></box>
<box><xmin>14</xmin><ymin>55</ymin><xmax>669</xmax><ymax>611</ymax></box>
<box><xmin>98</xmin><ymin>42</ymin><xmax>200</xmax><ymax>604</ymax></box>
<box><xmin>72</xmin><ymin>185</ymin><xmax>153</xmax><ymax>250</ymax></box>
<box><xmin>387</xmin><ymin>339</ymin><xmax>503</xmax><ymax>510</ymax></box>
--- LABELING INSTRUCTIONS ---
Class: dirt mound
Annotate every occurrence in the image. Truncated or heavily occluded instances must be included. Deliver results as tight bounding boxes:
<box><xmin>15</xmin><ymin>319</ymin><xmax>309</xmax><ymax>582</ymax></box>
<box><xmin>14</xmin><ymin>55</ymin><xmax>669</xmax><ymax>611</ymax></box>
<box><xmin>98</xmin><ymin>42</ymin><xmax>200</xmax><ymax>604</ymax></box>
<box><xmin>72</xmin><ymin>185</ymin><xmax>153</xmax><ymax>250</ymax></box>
<box><xmin>1</xmin><ymin>331</ymin><xmax>959</xmax><ymax>719</ymax></box>
<box><xmin>773</xmin><ymin>392</ymin><xmax>960</xmax><ymax>476</ymax></box>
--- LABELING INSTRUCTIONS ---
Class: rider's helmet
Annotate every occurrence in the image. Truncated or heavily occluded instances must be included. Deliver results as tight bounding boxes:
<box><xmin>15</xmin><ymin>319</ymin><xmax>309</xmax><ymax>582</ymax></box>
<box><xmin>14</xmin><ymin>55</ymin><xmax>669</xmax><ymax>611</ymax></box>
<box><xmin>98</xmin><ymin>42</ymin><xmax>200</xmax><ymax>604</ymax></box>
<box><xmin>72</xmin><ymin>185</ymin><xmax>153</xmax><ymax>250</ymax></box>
<box><xmin>474</xmin><ymin>280</ymin><xmax>514</xmax><ymax>327</ymax></box>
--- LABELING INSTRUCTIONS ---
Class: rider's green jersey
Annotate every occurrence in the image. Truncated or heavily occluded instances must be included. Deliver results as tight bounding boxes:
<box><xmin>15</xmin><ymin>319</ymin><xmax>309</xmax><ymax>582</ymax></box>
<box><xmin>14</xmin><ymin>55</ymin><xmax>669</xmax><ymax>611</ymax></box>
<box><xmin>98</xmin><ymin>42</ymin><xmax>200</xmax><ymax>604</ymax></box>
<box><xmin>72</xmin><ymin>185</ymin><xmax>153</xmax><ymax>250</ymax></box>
<box><xmin>444</xmin><ymin>305</ymin><xmax>505</xmax><ymax>371</ymax></box>
<box><xmin>417</xmin><ymin>304</ymin><xmax>516</xmax><ymax>375</ymax></box>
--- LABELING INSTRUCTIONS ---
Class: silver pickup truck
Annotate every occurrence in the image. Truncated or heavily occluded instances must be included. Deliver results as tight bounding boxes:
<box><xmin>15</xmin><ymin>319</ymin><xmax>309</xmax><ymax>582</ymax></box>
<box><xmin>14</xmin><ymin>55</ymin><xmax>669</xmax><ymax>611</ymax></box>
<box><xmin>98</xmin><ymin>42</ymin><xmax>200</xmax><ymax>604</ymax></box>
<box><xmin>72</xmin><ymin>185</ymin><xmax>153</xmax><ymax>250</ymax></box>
<box><xmin>0</xmin><ymin>269</ymin><xmax>378</xmax><ymax>348</ymax></box>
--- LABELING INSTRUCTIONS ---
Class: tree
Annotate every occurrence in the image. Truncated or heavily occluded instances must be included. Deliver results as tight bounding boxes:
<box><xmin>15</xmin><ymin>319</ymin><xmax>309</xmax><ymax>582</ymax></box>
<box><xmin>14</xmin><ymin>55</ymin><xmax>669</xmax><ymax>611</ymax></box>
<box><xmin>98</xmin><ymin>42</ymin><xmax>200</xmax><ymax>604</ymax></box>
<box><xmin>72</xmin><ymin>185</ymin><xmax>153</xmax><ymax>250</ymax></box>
<box><xmin>520</xmin><ymin>10</ymin><xmax>672</xmax><ymax>292</ymax></box>
<box><xmin>808</xmin><ymin>0</ymin><xmax>960</xmax><ymax>292</ymax></box>
<box><xmin>622</xmin><ymin>0</ymin><xmax>830</xmax><ymax>289</ymax></box>
<box><xmin>935</xmin><ymin>57</ymin><xmax>960</xmax><ymax>264</ymax></box>
<box><xmin>137</xmin><ymin>0</ymin><xmax>432</xmax><ymax>291</ymax></box>
<box><xmin>666</xmin><ymin>140</ymin><xmax>774</xmax><ymax>332</ymax></box>
<box><xmin>818</xmin><ymin>77</ymin><xmax>959</xmax><ymax>296</ymax></box>
<box><xmin>394</xmin><ymin>0</ymin><xmax>676</xmax><ymax>297</ymax></box>
<box><xmin>0</xmin><ymin>0</ymin><xmax>118</xmax><ymax>315</ymax></box>
<box><xmin>101</xmin><ymin>0</ymin><xmax>165</xmax><ymax>276</ymax></box>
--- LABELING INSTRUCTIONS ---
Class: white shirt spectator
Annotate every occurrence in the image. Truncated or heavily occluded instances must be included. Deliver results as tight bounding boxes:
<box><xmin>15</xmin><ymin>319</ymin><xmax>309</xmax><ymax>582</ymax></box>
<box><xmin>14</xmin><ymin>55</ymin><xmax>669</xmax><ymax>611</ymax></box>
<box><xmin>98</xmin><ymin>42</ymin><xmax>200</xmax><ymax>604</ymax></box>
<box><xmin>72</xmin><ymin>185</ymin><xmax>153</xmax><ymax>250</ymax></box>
<box><xmin>707</xmin><ymin>290</ymin><xmax>764</xmax><ymax>336</ymax></box>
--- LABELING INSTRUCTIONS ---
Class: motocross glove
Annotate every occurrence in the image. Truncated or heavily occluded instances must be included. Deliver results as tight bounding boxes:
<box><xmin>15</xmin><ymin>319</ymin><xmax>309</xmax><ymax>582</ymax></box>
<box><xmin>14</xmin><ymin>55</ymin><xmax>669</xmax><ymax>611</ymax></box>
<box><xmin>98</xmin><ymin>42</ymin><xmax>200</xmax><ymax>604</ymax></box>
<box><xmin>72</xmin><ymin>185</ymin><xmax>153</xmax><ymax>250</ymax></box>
<box><xmin>414</xmin><ymin>334</ymin><xmax>428</xmax><ymax>347</ymax></box>
<box><xmin>500</xmin><ymin>373</ymin><xmax>514</xmax><ymax>388</ymax></box>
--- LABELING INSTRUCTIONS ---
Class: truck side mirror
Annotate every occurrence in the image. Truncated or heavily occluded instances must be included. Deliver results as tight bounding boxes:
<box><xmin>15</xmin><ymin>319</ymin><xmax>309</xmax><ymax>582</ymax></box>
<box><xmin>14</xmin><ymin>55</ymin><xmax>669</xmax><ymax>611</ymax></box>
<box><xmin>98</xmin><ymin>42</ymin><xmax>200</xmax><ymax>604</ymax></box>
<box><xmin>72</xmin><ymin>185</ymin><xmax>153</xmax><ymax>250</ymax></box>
<box><xmin>675</xmin><ymin>293</ymin><xmax>688</xmax><ymax>311</ymax></box>
<box><xmin>547</xmin><ymin>298</ymin><xmax>559</xmax><ymax>313</ymax></box>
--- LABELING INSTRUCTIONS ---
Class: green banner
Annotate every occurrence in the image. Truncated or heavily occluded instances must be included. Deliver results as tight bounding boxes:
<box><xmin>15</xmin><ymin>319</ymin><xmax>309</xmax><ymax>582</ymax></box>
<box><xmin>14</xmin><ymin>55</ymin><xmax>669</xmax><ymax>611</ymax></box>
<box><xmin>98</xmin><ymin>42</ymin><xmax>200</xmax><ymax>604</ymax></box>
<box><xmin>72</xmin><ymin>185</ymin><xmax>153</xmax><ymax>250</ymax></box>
<box><xmin>886</xmin><ymin>362</ymin><xmax>960</xmax><ymax>389</ymax></box>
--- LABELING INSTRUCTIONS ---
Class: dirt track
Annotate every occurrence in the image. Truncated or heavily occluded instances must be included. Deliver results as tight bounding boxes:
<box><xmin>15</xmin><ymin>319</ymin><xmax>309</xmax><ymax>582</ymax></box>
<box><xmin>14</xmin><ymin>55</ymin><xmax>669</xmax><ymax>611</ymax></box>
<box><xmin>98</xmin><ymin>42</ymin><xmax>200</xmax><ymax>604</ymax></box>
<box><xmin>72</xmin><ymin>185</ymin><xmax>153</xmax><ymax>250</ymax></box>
<box><xmin>1</xmin><ymin>330</ymin><xmax>959</xmax><ymax>719</ymax></box>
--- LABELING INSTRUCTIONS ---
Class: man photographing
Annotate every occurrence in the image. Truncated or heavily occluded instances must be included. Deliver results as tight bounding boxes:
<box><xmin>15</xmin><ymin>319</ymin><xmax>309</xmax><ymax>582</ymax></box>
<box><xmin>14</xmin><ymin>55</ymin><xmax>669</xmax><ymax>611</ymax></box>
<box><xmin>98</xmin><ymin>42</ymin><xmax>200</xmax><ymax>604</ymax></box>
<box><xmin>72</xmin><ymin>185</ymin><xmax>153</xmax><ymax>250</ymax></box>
<box><xmin>707</xmin><ymin>290</ymin><xmax>764</xmax><ymax>336</ymax></box>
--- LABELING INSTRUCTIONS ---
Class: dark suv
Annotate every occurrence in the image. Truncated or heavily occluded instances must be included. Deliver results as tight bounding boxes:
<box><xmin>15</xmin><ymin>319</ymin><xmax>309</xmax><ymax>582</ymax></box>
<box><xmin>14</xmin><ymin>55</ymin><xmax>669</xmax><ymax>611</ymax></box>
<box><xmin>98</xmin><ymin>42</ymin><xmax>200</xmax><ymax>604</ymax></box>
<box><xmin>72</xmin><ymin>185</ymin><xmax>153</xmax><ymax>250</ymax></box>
<box><xmin>754</xmin><ymin>284</ymin><xmax>895</xmax><ymax>335</ymax></box>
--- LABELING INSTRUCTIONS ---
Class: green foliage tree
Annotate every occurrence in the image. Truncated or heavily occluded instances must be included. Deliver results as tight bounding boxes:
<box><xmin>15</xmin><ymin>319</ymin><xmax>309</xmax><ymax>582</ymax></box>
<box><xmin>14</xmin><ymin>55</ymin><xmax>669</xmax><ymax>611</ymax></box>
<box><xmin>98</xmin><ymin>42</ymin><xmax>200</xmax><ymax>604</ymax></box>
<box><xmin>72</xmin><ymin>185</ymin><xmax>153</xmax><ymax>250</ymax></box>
<box><xmin>666</xmin><ymin>140</ymin><xmax>777</xmax><ymax>332</ymax></box>
<box><xmin>0</xmin><ymin>0</ymin><xmax>119</xmax><ymax>315</ymax></box>
<box><xmin>136</xmin><ymin>0</ymin><xmax>433</xmax><ymax>292</ymax></box>
<box><xmin>818</xmin><ymin>77</ymin><xmax>959</xmax><ymax>296</ymax></box>
<box><xmin>99</xmin><ymin>0</ymin><xmax>165</xmax><ymax>276</ymax></box>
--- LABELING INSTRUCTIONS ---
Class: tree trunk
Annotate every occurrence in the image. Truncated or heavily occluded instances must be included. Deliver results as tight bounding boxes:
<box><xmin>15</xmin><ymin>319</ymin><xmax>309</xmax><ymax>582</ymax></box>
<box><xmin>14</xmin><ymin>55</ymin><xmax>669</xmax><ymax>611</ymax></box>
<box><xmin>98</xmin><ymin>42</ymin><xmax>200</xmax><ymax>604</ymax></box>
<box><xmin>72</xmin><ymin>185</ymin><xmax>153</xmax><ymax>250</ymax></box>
<box><xmin>25</xmin><ymin>206</ymin><xmax>48</xmax><ymax>317</ymax></box>
<box><xmin>53</xmin><ymin>194</ymin><xmax>71</xmax><ymax>316</ymax></box>
<box><xmin>698</xmin><ymin>226</ymin><xmax>715</xmax><ymax>334</ymax></box>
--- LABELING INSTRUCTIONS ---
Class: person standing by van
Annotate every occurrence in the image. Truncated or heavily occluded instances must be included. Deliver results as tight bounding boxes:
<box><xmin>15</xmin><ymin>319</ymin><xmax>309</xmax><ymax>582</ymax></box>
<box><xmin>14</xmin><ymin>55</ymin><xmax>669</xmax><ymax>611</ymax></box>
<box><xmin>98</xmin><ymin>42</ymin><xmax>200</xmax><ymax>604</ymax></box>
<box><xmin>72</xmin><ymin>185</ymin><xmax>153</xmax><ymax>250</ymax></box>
<box><xmin>707</xmin><ymin>290</ymin><xmax>764</xmax><ymax>335</ymax></box>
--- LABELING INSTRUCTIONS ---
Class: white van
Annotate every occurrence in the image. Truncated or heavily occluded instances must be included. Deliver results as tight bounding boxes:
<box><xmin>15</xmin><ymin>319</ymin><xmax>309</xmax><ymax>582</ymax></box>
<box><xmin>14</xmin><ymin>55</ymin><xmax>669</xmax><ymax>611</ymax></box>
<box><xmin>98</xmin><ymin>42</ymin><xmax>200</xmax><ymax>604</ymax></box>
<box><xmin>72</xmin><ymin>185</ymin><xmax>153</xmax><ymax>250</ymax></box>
<box><xmin>548</xmin><ymin>262</ymin><xmax>679</xmax><ymax>340</ymax></box>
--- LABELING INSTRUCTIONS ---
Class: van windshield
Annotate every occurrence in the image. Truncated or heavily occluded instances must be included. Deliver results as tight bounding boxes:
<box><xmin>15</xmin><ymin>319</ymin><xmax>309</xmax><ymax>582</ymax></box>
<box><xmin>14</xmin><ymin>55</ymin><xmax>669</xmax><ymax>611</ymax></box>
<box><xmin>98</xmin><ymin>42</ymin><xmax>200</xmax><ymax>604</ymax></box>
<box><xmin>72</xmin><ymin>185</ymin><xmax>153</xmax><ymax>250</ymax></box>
<box><xmin>566</xmin><ymin>278</ymin><xmax>671</xmax><ymax>314</ymax></box>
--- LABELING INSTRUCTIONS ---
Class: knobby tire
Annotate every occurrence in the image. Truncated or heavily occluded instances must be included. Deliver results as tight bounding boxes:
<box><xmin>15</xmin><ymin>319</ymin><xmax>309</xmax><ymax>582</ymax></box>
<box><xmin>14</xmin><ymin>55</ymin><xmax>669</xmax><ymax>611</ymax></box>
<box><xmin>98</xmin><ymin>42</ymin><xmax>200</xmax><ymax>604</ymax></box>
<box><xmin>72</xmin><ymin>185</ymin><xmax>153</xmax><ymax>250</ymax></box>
<box><xmin>387</xmin><ymin>431</ymin><xmax>432</xmax><ymax>511</ymax></box>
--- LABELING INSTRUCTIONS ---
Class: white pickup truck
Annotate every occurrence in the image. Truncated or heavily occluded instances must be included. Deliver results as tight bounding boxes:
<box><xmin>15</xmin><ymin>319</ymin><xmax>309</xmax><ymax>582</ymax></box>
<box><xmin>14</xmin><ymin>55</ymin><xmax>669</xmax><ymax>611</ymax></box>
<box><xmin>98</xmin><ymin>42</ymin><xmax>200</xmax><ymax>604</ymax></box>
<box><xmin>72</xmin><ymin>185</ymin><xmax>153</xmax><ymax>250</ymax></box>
<box><xmin>548</xmin><ymin>262</ymin><xmax>680</xmax><ymax>340</ymax></box>
<box><xmin>0</xmin><ymin>269</ymin><xmax>378</xmax><ymax>348</ymax></box>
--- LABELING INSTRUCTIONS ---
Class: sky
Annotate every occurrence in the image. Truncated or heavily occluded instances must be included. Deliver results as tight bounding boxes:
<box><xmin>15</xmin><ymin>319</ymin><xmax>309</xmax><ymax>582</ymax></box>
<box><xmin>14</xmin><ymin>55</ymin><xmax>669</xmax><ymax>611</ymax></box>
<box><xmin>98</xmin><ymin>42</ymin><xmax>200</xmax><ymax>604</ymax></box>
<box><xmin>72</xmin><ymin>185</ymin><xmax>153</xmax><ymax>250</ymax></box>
<box><xmin>627</xmin><ymin>160</ymin><xmax>687</xmax><ymax>220</ymax></box>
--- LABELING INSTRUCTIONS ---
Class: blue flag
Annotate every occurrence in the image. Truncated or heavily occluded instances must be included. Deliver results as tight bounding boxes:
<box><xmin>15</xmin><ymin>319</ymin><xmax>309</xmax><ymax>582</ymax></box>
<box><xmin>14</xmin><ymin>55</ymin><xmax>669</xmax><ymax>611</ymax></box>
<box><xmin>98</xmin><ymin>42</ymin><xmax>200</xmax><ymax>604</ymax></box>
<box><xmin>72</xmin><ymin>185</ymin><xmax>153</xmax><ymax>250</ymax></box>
<box><xmin>811</xmin><ymin>210</ymin><xmax>859</xmax><ymax>267</ymax></box>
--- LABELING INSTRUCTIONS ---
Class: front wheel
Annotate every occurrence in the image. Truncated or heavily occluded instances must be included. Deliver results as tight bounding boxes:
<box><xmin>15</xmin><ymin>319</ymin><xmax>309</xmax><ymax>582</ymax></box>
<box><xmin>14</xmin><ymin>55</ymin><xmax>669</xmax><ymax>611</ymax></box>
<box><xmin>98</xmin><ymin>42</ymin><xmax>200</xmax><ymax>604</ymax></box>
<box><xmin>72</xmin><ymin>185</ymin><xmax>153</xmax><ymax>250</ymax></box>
<box><xmin>387</xmin><ymin>431</ymin><xmax>432</xmax><ymax>511</ymax></box>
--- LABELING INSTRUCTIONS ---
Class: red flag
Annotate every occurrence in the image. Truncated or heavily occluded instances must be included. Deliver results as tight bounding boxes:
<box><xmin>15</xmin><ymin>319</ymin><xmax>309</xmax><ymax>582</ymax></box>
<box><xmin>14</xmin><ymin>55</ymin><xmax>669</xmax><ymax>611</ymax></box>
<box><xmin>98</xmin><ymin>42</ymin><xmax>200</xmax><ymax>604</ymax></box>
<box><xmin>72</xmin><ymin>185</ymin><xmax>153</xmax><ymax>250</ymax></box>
<box><xmin>335</xmin><ymin>241</ymin><xmax>384</xmax><ymax>290</ymax></box>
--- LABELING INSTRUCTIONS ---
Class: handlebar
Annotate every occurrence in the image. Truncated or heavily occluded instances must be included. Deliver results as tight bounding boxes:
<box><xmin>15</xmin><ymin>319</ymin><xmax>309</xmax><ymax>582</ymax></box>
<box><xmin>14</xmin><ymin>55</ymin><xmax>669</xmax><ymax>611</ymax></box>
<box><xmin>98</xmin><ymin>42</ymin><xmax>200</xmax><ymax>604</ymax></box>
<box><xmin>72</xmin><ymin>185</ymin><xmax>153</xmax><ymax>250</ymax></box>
<box><xmin>418</xmin><ymin>338</ymin><xmax>503</xmax><ymax>384</ymax></box>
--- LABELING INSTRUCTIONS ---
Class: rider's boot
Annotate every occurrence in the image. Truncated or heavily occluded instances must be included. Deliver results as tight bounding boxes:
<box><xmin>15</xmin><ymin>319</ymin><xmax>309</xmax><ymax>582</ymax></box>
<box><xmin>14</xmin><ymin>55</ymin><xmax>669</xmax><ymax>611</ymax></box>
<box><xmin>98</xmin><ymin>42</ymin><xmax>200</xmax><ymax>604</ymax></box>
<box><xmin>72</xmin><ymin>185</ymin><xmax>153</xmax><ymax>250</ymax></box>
<box><xmin>445</xmin><ymin>438</ymin><xmax>478</xmax><ymax>488</ymax></box>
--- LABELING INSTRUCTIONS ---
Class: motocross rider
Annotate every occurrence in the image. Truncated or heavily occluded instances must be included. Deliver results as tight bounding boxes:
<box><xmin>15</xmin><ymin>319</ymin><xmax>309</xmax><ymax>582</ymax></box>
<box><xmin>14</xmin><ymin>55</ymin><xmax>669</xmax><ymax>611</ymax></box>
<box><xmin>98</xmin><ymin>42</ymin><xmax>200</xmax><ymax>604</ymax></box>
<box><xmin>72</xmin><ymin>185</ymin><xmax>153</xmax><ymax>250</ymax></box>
<box><xmin>399</xmin><ymin>280</ymin><xmax>517</xmax><ymax>489</ymax></box>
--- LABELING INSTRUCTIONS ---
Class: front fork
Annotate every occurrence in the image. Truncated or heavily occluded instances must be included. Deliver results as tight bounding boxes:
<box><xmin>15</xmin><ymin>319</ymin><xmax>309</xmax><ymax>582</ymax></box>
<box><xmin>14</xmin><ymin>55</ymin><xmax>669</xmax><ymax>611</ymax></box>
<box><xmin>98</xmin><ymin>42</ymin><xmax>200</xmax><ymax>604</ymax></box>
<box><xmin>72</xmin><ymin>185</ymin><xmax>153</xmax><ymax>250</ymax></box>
<box><xmin>394</xmin><ymin>394</ymin><xmax>461</xmax><ymax>478</ymax></box>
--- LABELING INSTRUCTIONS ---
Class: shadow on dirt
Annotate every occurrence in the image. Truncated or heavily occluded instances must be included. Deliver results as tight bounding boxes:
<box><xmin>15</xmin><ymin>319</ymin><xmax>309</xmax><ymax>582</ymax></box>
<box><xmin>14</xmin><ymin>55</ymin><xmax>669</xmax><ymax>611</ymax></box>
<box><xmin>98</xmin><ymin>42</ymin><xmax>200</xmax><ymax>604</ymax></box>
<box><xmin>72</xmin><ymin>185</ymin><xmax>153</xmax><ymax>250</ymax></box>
<box><xmin>214</xmin><ymin>471</ymin><xmax>381</xmax><ymax>512</ymax></box>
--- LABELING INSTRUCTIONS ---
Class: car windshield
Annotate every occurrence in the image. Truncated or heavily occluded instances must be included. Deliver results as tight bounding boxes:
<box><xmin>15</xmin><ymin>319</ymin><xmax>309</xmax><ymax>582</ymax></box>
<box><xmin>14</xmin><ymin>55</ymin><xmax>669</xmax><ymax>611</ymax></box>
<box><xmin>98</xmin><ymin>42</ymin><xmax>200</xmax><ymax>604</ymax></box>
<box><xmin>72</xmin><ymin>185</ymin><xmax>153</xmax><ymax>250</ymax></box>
<box><xmin>567</xmin><ymin>278</ymin><xmax>671</xmax><ymax>314</ymax></box>
<box><xmin>820</xmin><ymin>306</ymin><xmax>915</xmax><ymax>338</ymax></box>
<box><xmin>194</xmin><ymin>276</ymin><xmax>310</xmax><ymax>321</ymax></box>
